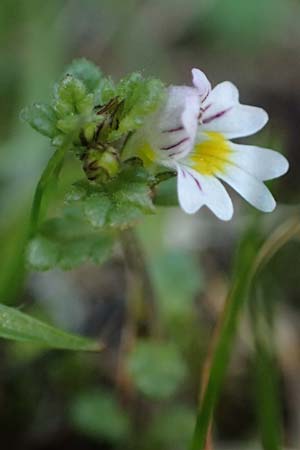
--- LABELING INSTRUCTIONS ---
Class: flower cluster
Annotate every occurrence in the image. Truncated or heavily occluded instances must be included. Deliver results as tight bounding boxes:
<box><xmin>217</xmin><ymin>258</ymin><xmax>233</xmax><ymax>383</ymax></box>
<box><xmin>131</xmin><ymin>69</ymin><xmax>289</xmax><ymax>220</ymax></box>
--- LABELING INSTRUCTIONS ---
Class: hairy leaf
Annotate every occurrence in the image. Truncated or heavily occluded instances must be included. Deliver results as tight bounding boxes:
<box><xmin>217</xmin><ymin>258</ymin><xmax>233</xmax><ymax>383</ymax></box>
<box><xmin>64</xmin><ymin>58</ymin><xmax>103</xmax><ymax>93</ymax></box>
<box><xmin>67</xmin><ymin>166</ymin><xmax>155</xmax><ymax>230</ymax></box>
<box><xmin>108</xmin><ymin>73</ymin><xmax>165</xmax><ymax>141</ymax></box>
<box><xmin>20</xmin><ymin>103</ymin><xmax>58</xmax><ymax>138</ymax></box>
<box><xmin>27</xmin><ymin>213</ymin><xmax>115</xmax><ymax>271</ymax></box>
<box><xmin>53</xmin><ymin>75</ymin><xmax>93</xmax><ymax>117</ymax></box>
<box><xmin>95</xmin><ymin>77</ymin><xmax>116</xmax><ymax>105</ymax></box>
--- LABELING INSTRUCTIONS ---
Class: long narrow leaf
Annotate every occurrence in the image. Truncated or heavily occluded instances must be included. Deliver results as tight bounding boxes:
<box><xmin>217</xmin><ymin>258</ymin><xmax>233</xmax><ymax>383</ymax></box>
<box><xmin>251</xmin><ymin>288</ymin><xmax>282</xmax><ymax>450</ymax></box>
<box><xmin>190</xmin><ymin>226</ymin><xmax>261</xmax><ymax>450</ymax></box>
<box><xmin>190</xmin><ymin>216</ymin><xmax>300</xmax><ymax>450</ymax></box>
<box><xmin>0</xmin><ymin>303</ymin><xmax>102</xmax><ymax>351</ymax></box>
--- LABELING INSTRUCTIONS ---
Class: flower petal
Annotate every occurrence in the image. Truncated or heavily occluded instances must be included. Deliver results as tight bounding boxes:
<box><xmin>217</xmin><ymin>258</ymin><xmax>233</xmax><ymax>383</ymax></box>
<box><xmin>219</xmin><ymin>166</ymin><xmax>276</xmax><ymax>212</ymax></box>
<box><xmin>145</xmin><ymin>86</ymin><xmax>200</xmax><ymax>160</ymax></box>
<box><xmin>196</xmin><ymin>173</ymin><xmax>234</xmax><ymax>220</ymax></box>
<box><xmin>200</xmin><ymin>81</ymin><xmax>268</xmax><ymax>139</ymax></box>
<box><xmin>201</xmin><ymin>105</ymin><xmax>268</xmax><ymax>139</ymax></box>
<box><xmin>192</xmin><ymin>68</ymin><xmax>211</xmax><ymax>101</ymax></box>
<box><xmin>229</xmin><ymin>143</ymin><xmax>289</xmax><ymax>181</ymax></box>
<box><xmin>204</xmin><ymin>81</ymin><xmax>239</xmax><ymax>105</ymax></box>
<box><xmin>177</xmin><ymin>165</ymin><xmax>204</xmax><ymax>214</ymax></box>
<box><xmin>177</xmin><ymin>165</ymin><xmax>233</xmax><ymax>220</ymax></box>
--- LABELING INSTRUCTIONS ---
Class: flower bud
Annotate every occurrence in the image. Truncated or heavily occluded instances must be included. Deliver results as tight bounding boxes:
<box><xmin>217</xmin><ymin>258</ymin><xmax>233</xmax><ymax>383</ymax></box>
<box><xmin>83</xmin><ymin>147</ymin><xmax>120</xmax><ymax>182</ymax></box>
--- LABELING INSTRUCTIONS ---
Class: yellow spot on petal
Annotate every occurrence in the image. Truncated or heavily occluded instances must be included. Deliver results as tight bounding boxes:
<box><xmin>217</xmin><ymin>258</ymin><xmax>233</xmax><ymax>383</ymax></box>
<box><xmin>138</xmin><ymin>142</ymin><xmax>157</xmax><ymax>167</ymax></box>
<box><xmin>190</xmin><ymin>132</ymin><xmax>231</xmax><ymax>175</ymax></box>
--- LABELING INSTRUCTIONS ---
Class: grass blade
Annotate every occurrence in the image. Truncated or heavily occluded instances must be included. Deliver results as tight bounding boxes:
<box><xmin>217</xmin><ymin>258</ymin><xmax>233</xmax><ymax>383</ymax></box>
<box><xmin>190</xmin><ymin>216</ymin><xmax>300</xmax><ymax>450</ymax></box>
<box><xmin>251</xmin><ymin>288</ymin><xmax>282</xmax><ymax>450</ymax></box>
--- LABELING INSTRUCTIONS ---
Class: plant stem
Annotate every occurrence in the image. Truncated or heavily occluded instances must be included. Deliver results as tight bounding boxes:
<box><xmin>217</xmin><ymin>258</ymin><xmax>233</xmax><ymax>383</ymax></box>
<box><xmin>29</xmin><ymin>141</ymin><xmax>70</xmax><ymax>237</ymax></box>
<box><xmin>198</xmin><ymin>312</ymin><xmax>226</xmax><ymax>450</ymax></box>
<box><xmin>116</xmin><ymin>228</ymin><xmax>158</xmax><ymax>405</ymax></box>
<box><xmin>120</xmin><ymin>228</ymin><xmax>158</xmax><ymax>337</ymax></box>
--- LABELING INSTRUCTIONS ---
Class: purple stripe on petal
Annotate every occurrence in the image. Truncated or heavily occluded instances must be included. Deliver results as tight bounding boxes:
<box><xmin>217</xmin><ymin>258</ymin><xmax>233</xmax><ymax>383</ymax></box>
<box><xmin>182</xmin><ymin>169</ymin><xmax>202</xmax><ymax>191</ymax></box>
<box><xmin>190</xmin><ymin>173</ymin><xmax>202</xmax><ymax>191</ymax></box>
<box><xmin>198</xmin><ymin>103</ymin><xmax>212</xmax><ymax>119</ymax></box>
<box><xmin>201</xmin><ymin>90</ymin><xmax>210</xmax><ymax>102</ymax></box>
<box><xmin>161</xmin><ymin>137</ymin><xmax>190</xmax><ymax>151</ymax></box>
<box><xmin>162</xmin><ymin>126</ymin><xmax>184</xmax><ymax>133</ymax></box>
<box><xmin>202</xmin><ymin>103</ymin><xmax>212</xmax><ymax>113</ymax></box>
<box><xmin>202</xmin><ymin>107</ymin><xmax>232</xmax><ymax>124</ymax></box>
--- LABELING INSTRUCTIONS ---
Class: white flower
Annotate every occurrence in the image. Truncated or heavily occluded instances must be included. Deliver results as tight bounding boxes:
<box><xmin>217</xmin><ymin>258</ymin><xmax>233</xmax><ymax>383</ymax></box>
<box><xmin>134</xmin><ymin>69</ymin><xmax>289</xmax><ymax>220</ymax></box>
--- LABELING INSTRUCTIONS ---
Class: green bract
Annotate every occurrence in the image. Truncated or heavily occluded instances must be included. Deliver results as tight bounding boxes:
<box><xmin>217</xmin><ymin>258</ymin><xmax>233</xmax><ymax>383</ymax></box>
<box><xmin>66</xmin><ymin>166</ymin><xmax>156</xmax><ymax>230</ymax></box>
<box><xmin>21</xmin><ymin>58</ymin><xmax>165</xmax><ymax>147</ymax></box>
<box><xmin>107</xmin><ymin>73</ymin><xmax>165</xmax><ymax>142</ymax></box>
<box><xmin>21</xmin><ymin>58</ymin><xmax>173</xmax><ymax>273</ymax></box>
<box><xmin>63</xmin><ymin>58</ymin><xmax>103</xmax><ymax>93</ymax></box>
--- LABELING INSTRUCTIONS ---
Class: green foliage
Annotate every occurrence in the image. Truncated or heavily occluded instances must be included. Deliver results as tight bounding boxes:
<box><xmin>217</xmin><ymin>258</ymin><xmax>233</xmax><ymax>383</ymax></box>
<box><xmin>63</xmin><ymin>58</ymin><xmax>102</xmax><ymax>93</ymax></box>
<box><xmin>21</xmin><ymin>60</ymin><xmax>99</xmax><ymax>147</ymax></box>
<box><xmin>20</xmin><ymin>103</ymin><xmax>58</xmax><ymax>138</ymax></box>
<box><xmin>127</xmin><ymin>340</ymin><xmax>187</xmax><ymax>399</ymax></box>
<box><xmin>67</xmin><ymin>166</ymin><xmax>156</xmax><ymax>230</ymax></box>
<box><xmin>22</xmin><ymin>59</ymin><xmax>165</xmax><ymax>148</ymax></box>
<box><xmin>107</xmin><ymin>72</ymin><xmax>165</xmax><ymax>141</ymax></box>
<box><xmin>21</xmin><ymin>62</ymin><xmax>165</xmax><ymax>256</ymax></box>
<box><xmin>0</xmin><ymin>304</ymin><xmax>101</xmax><ymax>351</ymax></box>
<box><xmin>52</xmin><ymin>74</ymin><xmax>97</xmax><ymax>144</ymax></box>
<box><xmin>21</xmin><ymin>61</ymin><xmax>165</xmax><ymax>265</ymax></box>
<box><xmin>190</xmin><ymin>218</ymin><xmax>300</xmax><ymax>450</ymax></box>
<box><xmin>27</xmin><ymin>211</ymin><xmax>115</xmax><ymax>271</ymax></box>
<box><xmin>190</xmin><ymin>224</ymin><xmax>262</xmax><ymax>450</ymax></box>
<box><xmin>95</xmin><ymin>77</ymin><xmax>116</xmax><ymax>105</ymax></box>
<box><xmin>53</xmin><ymin>75</ymin><xmax>93</xmax><ymax>117</ymax></box>
<box><xmin>29</xmin><ymin>141</ymin><xmax>70</xmax><ymax>236</ymax></box>
<box><xmin>70</xmin><ymin>389</ymin><xmax>130</xmax><ymax>442</ymax></box>
<box><xmin>153</xmin><ymin>177</ymin><xmax>178</xmax><ymax>207</ymax></box>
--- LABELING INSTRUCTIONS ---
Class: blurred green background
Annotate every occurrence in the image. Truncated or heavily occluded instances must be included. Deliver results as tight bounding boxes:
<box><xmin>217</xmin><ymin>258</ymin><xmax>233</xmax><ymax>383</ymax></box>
<box><xmin>1</xmin><ymin>0</ymin><xmax>300</xmax><ymax>449</ymax></box>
